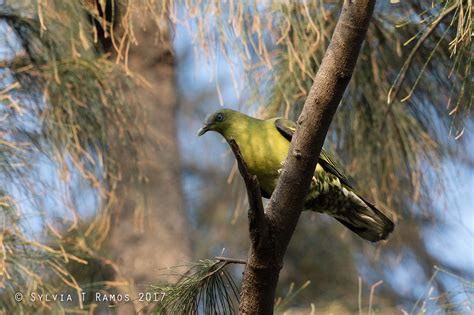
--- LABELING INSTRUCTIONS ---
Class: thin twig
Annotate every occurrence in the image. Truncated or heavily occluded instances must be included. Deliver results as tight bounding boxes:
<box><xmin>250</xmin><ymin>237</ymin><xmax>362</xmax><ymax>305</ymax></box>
<box><xmin>199</xmin><ymin>261</ymin><xmax>231</xmax><ymax>282</ymax></box>
<box><xmin>388</xmin><ymin>3</ymin><xmax>457</xmax><ymax>104</ymax></box>
<box><xmin>368</xmin><ymin>280</ymin><xmax>383</xmax><ymax>315</ymax></box>
<box><xmin>215</xmin><ymin>256</ymin><xmax>247</xmax><ymax>265</ymax></box>
<box><xmin>197</xmin><ymin>256</ymin><xmax>246</xmax><ymax>282</ymax></box>
<box><xmin>384</xmin><ymin>2</ymin><xmax>458</xmax><ymax>121</ymax></box>
<box><xmin>227</xmin><ymin>139</ymin><xmax>267</xmax><ymax>247</ymax></box>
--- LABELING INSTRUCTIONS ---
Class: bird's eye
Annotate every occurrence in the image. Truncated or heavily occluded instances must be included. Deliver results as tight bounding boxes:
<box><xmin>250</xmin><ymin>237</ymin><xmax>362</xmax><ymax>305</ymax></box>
<box><xmin>216</xmin><ymin>113</ymin><xmax>224</xmax><ymax>122</ymax></box>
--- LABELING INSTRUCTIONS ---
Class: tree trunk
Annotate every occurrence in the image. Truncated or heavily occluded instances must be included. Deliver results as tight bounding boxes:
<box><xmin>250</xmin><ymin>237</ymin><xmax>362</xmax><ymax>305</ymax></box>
<box><xmin>237</xmin><ymin>1</ymin><xmax>377</xmax><ymax>313</ymax></box>
<box><xmin>107</xmin><ymin>12</ymin><xmax>191</xmax><ymax>293</ymax></box>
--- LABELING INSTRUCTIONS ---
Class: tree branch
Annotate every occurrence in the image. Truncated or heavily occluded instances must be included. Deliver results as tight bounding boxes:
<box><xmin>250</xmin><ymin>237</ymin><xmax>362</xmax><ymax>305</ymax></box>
<box><xmin>215</xmin><ymin>256</ymin><xmax>247</xmax><ymax>265</ymax></box>
<box><xmin>236</xmin><ymin>1</ymin><xmax>377</xmax><ymax>314</ymax></box>
<box><xmin>385</xmin><ymin>3</ymin><xmax>458</xmax><ymax>115</ymax></box>
<box><xmin>228</xmin><ymin>139</ymin><xmax>268</xmax><ymax>248</ymax></box>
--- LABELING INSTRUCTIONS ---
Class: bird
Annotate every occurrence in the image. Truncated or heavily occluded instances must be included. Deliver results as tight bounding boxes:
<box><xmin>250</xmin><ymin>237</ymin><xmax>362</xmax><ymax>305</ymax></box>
<box><xmin>198</xmin><ymin>109</ymin><xmax>394</xmax><ymax>242</ymax></box>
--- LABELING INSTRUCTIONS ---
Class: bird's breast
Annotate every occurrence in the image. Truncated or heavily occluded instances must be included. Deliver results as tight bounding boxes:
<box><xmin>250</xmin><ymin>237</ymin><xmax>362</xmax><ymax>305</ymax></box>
<box><xmin>236</xmin><ymin>132</ymin><xmax>288</xmax><ymax>195</ymax></box>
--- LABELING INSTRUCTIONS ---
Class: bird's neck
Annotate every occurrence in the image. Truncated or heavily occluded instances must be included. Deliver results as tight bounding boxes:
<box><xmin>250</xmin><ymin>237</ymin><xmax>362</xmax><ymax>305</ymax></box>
<box><xmin>222</xmin><ymin>117</ymin><xmax>257</xmax><ymax>141</ymax></box>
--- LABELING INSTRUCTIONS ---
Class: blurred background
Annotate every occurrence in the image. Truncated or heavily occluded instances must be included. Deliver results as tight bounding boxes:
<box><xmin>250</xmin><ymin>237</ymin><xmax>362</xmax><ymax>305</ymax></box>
<box><xmin>0</xmin><ymin>0</ymin><xmax>472</xmax><ymax>314</ymax></box>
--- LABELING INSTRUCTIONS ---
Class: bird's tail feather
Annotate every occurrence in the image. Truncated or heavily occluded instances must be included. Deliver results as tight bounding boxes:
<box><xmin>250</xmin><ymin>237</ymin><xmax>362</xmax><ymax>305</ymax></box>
<box><xmin>334</xmin><ymin>198</ymin><xmax>394</xmax><ymax>242</ymax></box>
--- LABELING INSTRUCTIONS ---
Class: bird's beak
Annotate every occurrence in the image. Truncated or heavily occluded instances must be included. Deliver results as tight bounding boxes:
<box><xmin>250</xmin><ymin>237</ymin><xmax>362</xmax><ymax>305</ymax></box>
<box><xmin>197</xmin><ymin>124</ymin><xmax>210</xmax><ymax>136</ymax></box>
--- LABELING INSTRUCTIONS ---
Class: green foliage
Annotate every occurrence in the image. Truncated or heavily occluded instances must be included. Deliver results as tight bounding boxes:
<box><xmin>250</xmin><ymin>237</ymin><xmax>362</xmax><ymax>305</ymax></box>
<box><xmin>0</xmin><ymin>193</ymin><xmax>81</xmax><ymax>312</ymax></box>
<box><xmin>0</xmin><ymin>0</ymin><xmax>472</xmax><ymax>313</ymax></box>
<box><xmin>0</xmin><ymin>0</ymin><xmax>149</xmax><ymax>312</ymax></box>
<box><xmin>389</xmin><ymin>0</ymin><xmax>472</xmax><ymax>135</ymax></box>
<box><xmin>150</xmin><ymin>259</ymin><xmax>239</xmax><ymax>314</ymax></box>
<box><xmin>1</xmin><ymin>0</ymin><xmax>137</xmax><ymax>201</ymax></box>
<box><xmin>176</xmin><ymin>2</ymin><xmax>472</xmax><ymax>235</ymax></box>
<box><xmin>1</xmin><ymin>190</ymin><xmax>123</xmax><ymax>313</ymax></box>
<box><xmin>179</xmin><ymin>0</ymin><xmax>472</xmax><ymax>312</ymax></box>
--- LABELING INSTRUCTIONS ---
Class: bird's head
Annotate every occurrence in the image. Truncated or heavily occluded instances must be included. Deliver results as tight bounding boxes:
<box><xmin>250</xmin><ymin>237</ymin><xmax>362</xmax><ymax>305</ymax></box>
<box><xmin>197</xmin><ymin>109</ymin><xmax>239</xmax><ymax>137</ymax></box>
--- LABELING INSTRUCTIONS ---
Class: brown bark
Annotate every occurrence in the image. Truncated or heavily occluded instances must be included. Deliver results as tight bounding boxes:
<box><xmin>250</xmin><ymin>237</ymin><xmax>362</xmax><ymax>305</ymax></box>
<box><xmin>237</xmin><ymin>1</ymin><xmax>377</xmax><ymax>313</ymax></box>
<box><xmin>106</xmin><ymin>11</ymin><xmax>191</xmax><ymax>306</ymax></box>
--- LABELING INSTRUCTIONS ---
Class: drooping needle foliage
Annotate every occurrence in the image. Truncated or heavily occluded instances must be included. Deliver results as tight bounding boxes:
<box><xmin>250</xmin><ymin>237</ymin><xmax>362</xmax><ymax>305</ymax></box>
<box><xmin>0</xmin><ymin>0</ymin><xmax>472</xmax><ymax>313</ymax></box>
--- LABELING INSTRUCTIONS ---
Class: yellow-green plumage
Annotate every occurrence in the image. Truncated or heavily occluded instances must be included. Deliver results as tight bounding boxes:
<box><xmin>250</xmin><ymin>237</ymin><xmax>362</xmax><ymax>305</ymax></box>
<box><xmin>220</xmin><ymin>117</ymin><xmax>289</xmax><ymax>195</ymax></box>
<box><xmin>198</xmin><ymin>109</ymin><xmax>394</xmax><ymax>242</ymax></box>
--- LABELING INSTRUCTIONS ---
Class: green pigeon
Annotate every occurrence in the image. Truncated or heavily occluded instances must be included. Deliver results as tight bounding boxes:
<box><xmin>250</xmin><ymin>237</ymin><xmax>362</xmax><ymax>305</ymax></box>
<box><xmin>198</xmin><ymin>109</ymin><xmax>394</xmax><ymax>242</ymax></box>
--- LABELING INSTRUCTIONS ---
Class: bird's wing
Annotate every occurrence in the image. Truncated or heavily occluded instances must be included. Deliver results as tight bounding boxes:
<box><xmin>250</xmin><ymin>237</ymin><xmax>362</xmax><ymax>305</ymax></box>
<box><xmin>274</xmin><ymin>118</ymin><xmax>353</xmax><ymax>188</ymax></box>
<box><xmin>274</xmin><ymin>117</ymin><xmax>296</xmax><ymax>141</ymax></box>
<box><xmin>318</xmin><ymin>150</ymin><xmax>353</xmax><ymax>188</ymax></box>
<box><xmin>260</xmin><ymin>188</ymin><xmax>272</xmax><ymax>199</ymax></box>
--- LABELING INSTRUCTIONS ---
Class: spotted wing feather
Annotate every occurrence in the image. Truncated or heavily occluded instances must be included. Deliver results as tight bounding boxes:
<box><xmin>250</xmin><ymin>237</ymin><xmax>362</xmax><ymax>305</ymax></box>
<box><xmin>274</xmin><ymin>118</ymin><xmax>351</xmax><ymax>187</ymax></box>
<box><xmin>274</xmin><ymin>118</ymin><xmax>394</xmax><ymax>242</ymax></box>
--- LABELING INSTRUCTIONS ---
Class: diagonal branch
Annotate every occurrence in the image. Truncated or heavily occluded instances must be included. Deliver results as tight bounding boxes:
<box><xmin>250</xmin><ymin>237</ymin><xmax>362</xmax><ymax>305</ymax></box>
<box><xmin>228</xmin><ymin>139</ymin><xmax>267</xmax><ymax>247</ymax></box>
<box><xmin>237</xmin><ymin>1</ymin><xmax>378</xmax><ymax>314</ymax></box>
<box><xmin>215</xmin><ymin>256</ymin><xmax>247</xmax><ymax>265</ymax></box>
<box><xmin>385</xmin><ymin>3</ymin><xmax>458</xmax><ymax>112</ymax></box>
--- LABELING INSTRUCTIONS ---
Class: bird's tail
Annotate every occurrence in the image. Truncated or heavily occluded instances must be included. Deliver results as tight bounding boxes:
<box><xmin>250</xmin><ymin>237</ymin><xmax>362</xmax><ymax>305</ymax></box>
<box><xmin>334</xmin><ymin>197</ymin><xmax>394</xmax><ymax>242</ymax></box>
